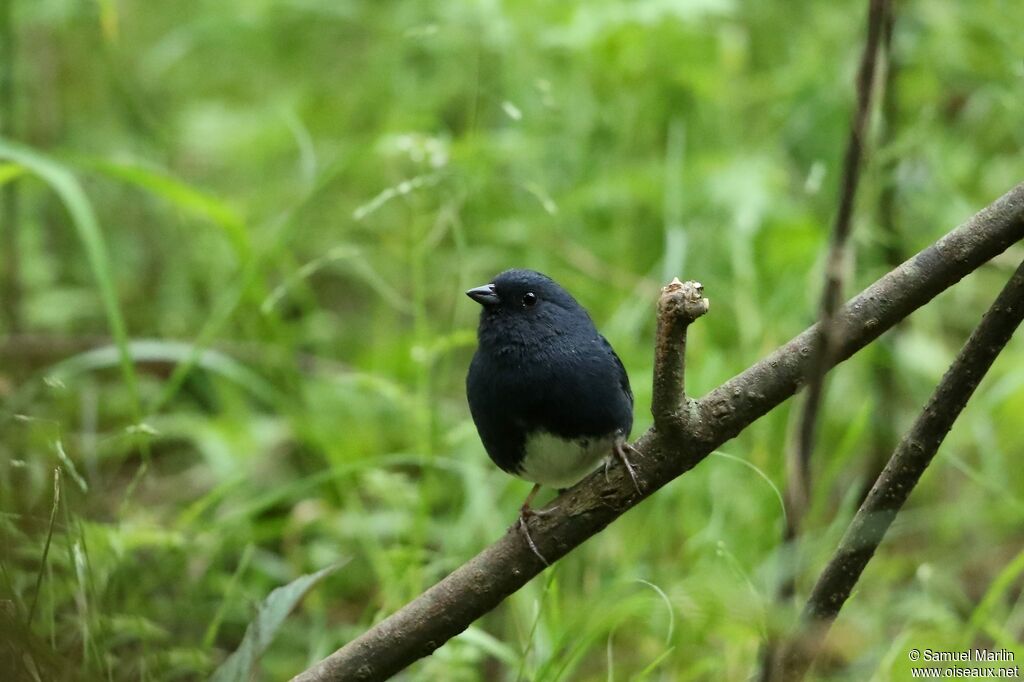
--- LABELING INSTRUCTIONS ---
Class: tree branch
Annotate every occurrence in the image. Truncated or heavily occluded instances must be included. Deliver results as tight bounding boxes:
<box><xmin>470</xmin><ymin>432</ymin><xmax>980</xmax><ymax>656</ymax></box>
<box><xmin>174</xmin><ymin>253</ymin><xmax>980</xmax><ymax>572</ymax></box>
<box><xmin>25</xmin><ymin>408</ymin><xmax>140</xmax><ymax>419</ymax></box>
<box><xmin>651</xmin><ymin>278</ymin><xmax>709</xmax><ymax>432</ymax></box>
<box><xmin>864</xmin><ymin>0</ymin><xmax>904</xmax><ymax>502</ymax></box>
<box><xmin>292</xmin><ymin>182</ymin><xmax>1024</xmax><ymax>682</ymax></box>
<box><xmin>778</xmin><ymin>256</ymin><xmax>1024</xmax><ymax>680</ymax></box>
<box><xmin>769</xmin><ymin>11</ymin><xmax>891</xmax><ymax>671</ymax></box>
<box><xmin>791</xmin><ymin>0</ymin><xmax>890</xmax><ymax>535</ymax></box>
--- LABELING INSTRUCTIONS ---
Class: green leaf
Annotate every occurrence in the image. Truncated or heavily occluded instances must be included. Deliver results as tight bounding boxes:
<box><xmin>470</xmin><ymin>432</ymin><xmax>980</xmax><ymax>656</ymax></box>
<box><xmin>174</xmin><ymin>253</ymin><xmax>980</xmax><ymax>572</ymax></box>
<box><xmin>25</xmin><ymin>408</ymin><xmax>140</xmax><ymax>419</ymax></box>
<box><xmin>209</xmin><ymin>563</ymin><xmax>344</xmax><ymax>682</ymax></box>
<box><xmin>47</xmin><ymin>339</ymin><xmax>283</xmax><ymax>407</ymax></box>
<box><xmin>0</xmin><ymin>139</ymin><xmax>140</xmax><ymax>416</ymax></box>
<box><xmin>963</xmin><ymin>548</ymin><xmax>1024</xmax><ymax>647</ymax></box>
<box><xmin>80</xmin><ymin>157</ymin><xmax>251</xmax><ymax>258</ymax></box>
<box><xmin>454</xmin><ymin>626</ymin><xmax>520</xmax><ymax>668</ymax></box>
<box><xmin>0</xmin><ymin>161</ymin><xmax>25</xmax><ymax>186</ymax></box>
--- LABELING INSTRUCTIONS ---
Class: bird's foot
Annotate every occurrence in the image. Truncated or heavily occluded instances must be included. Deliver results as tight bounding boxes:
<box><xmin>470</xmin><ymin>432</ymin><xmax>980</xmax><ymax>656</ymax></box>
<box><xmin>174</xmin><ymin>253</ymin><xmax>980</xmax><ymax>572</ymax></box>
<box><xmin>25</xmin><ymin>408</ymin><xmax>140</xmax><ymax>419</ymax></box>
<box><xmin>515</xmin><ymin>504</ymin><xmax>556</xmax><ymax>566</ymax></box>
<box><xmin>607</xmin><ymin>440</ymin><xmax>643</xmax><ymax>495</ymax></box>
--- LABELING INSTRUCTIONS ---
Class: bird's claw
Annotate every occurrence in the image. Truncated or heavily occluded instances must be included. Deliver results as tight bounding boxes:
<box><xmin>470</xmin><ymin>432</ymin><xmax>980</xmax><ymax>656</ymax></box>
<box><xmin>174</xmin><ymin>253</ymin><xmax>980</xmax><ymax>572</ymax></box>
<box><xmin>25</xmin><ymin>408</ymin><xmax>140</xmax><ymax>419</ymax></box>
<box><xmin>612</xmin><ymin>441</ymin><xmax>644</xmax><ymax>495</ymax></box>
<box><xmin>515</xmin><ymin>506</ymin><xmax>554</xmax><ymax>566</ymax></box>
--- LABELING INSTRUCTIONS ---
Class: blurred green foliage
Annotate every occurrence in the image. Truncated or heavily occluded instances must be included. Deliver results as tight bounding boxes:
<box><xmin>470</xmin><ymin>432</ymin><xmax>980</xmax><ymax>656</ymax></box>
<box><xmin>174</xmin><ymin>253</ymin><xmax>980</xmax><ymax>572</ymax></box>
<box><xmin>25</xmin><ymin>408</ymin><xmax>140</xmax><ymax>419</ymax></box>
<box><xmin>1</xmin><ymin>0</ymin><xmax>1023</xmax><ymax>680</ymax></box>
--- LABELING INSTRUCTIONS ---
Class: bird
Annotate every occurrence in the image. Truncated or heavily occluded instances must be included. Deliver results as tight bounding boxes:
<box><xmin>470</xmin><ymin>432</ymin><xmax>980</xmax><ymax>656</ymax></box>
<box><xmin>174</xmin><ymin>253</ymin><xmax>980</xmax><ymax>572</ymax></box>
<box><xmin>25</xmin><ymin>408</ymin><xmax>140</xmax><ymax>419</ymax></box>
<box><xmin>465</xmin><ymin>269</ymin><xmax>641</xmax><ymax>564</ymax></box>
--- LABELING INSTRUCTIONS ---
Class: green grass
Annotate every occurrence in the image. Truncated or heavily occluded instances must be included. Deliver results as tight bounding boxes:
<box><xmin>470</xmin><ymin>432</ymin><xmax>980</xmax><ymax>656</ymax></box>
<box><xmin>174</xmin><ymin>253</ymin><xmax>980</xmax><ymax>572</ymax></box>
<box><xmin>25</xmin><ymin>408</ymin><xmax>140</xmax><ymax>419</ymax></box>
<box><xmin>2</xmin><ymin>0</ymin><xmax>1023</xmax><ymax>680</ymax></box>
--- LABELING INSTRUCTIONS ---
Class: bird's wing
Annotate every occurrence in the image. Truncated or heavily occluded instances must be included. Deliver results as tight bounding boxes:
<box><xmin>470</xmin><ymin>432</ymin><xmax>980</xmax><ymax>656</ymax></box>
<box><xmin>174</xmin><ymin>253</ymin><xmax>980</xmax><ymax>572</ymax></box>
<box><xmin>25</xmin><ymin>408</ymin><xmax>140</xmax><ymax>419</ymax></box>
<box><xmin>600</xmin><ymin>335</ymin><xmax>633</xmax><ymax>407</ymax></box>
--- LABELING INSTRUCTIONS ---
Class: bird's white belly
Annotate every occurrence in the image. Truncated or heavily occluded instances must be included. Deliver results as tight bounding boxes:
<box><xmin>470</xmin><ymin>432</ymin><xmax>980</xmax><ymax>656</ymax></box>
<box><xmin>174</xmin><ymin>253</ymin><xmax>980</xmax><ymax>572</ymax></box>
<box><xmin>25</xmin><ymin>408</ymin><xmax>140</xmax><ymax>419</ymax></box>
<box><xmin>518</xmin><ymin>431</ymin><xmax>613</xmax><ymax>489</ymax></box>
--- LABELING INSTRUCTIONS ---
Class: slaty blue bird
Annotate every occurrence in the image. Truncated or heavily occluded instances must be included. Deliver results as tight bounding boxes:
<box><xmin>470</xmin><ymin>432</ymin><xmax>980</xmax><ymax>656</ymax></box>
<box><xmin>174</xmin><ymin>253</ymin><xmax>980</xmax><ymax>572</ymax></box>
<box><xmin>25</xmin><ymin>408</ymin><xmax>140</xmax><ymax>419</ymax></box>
<box><xmin>465</xmin><ymin>269</ymin><xmax>641</xmax><ymax>563</ymax></box>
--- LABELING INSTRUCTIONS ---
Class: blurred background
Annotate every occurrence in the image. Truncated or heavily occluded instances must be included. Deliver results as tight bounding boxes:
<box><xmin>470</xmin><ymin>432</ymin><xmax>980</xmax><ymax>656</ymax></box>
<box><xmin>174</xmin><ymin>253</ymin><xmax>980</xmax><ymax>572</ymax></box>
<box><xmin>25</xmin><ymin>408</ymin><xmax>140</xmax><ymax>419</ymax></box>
<box><xmin>1</xmin><ymin>0</ymin><xmax>1023</xmax><ymax>679</ymax></box>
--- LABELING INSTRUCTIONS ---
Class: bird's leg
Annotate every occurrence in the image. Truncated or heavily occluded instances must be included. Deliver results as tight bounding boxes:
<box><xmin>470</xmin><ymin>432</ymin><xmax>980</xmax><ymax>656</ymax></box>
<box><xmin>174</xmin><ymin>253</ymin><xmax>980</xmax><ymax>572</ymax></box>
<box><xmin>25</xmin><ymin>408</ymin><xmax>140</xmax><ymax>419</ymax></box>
<box><xmin>610</xmin><ymin>438</ymin><xmax>643</xmax><ymax>495</ymax></box>
<box><xmin>515</xmin><ymin>483</ymin><xmax>555</xmax><ymax>566</ymax></box>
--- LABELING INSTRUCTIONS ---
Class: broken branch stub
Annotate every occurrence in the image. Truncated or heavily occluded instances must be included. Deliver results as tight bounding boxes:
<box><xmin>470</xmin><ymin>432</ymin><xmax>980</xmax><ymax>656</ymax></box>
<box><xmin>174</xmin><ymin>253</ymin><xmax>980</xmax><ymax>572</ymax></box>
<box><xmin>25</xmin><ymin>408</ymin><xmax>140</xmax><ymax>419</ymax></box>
<box><xmin>652</xmin><ymin>278</ymin><xmax>709</xmax><ymax>433</ymax></box>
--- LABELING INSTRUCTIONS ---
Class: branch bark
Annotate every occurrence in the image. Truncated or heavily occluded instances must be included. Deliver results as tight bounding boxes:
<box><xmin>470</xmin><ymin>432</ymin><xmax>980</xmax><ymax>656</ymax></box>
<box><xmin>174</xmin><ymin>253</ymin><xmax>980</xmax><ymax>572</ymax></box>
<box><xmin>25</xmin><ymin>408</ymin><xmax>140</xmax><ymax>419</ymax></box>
<box><xmin>778</xmin><ymin>256</ymin><xmax>1024</xmax><ymax>680</ymax></box>
<box><xmin>292</xmin><ymin>183</ymin><xmax>1024</xmax><ymax>682</ymax></box>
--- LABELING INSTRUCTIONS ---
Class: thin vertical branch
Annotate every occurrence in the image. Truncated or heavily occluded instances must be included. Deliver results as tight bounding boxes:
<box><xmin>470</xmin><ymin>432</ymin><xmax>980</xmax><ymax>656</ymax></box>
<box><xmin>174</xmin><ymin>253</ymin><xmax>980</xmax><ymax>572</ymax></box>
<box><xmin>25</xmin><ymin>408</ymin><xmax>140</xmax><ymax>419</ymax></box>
<box><xmin>866</xmin><ymin>2</ymin><xmax>904</xmax><ymax>501</ymax></box>
<box><xmin>764</xmin><ymin>2</ymin><xmax>891</xmax><ymax>678</ymax></box>
<box><xmin>789</xmin><ymin>0</ymin><xmax>891</xmax><ymax>535</ymax></box>
<box><xmin>0</xmin><ymin>0</ymin><xmax>21</xmax><ymax>332</ymax></box>
<box><xmin>779</xmin><ymin>258</ymin><xmax>1024</xmax><ymax>680</ymax></box>
<box><xmin>876</xmin><ymin>4</ymin><xmax>902</xmax><ymax>271</ymax></box>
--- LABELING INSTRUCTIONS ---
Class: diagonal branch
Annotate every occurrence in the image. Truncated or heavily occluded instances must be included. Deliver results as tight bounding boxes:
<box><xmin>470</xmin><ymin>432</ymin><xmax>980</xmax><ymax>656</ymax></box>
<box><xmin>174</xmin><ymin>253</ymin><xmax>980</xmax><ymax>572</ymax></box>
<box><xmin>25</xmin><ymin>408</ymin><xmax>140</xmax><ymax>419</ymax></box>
<box><xmin>779</xmin><ymin>257</ymin><xmax>1024</xmax><ymax>680</ymax></box>
<box><xmin>292</xmin><ymin>183</ymin><xmax>1024</xmax><ymax>682</ymax></box>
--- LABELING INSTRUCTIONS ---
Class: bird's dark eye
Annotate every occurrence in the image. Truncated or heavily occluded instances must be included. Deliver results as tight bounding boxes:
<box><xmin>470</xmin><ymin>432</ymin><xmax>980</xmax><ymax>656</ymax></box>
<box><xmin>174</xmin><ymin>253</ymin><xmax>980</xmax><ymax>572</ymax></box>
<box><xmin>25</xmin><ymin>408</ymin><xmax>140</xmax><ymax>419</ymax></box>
<box><xmin>522</xmin><ymin>292</ymin><xmax>537</xmax><ymax>307</ymax></box>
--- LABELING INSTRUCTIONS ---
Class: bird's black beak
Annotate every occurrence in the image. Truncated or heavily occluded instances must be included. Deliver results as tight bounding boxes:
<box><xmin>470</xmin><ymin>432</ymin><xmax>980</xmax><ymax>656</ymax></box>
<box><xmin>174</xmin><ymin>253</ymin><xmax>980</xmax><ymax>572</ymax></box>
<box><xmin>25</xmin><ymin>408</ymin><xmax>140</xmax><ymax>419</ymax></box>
<box><xmin>466</xmin><ymin>283</ymin><xmax>500</xmax><ymax>306</ymax></box>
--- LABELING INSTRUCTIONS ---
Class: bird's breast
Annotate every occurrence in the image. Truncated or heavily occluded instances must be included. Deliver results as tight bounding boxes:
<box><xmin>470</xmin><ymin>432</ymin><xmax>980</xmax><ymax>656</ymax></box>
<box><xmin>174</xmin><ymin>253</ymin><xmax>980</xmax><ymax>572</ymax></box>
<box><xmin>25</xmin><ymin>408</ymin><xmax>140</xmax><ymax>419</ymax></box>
<box><xmin>516</xmin><ymin>431</ymin><xmax>614</xmax><ymax>489</ymax></box>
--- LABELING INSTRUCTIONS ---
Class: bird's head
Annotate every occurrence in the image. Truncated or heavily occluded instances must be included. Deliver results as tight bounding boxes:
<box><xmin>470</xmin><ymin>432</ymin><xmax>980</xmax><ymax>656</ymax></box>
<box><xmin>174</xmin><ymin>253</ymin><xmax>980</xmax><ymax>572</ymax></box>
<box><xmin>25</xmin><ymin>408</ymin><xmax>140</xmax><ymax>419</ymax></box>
<box><xmin>466</xmin><ymin>269</ymin><xmax>583</xmax><ymax>318</ymax></box>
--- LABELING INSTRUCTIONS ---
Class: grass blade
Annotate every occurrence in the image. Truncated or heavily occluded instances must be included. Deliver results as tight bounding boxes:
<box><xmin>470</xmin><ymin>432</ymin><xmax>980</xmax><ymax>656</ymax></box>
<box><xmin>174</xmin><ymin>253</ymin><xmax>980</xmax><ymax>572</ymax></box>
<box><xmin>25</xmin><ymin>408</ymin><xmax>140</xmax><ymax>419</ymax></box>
<box><xmin>209</xmin><ymin>563</ymin><xmax>344</xmax><ymax>682</ymax></box>
<box><xmin>0</xmin><ymin>139</ymin><xmax>140</xmax><ymax>416</ymax></box>
<box><xmin>80</xmin><ymin>157</ymin><xmax>250</xmax><ymax>258</ymax></box>
<box><xmin>27</xmin><ymin>468</ymin><xmax>61</xmax><ymax>629</ymax></box>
